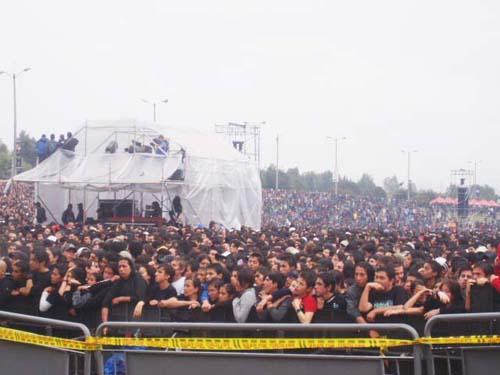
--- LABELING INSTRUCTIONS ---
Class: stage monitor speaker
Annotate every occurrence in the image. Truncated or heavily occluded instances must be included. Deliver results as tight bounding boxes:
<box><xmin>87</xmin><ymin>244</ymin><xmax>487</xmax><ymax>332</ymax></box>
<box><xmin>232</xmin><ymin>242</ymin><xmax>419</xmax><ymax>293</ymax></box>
<box><xmin>457</xmin><ymin>186</ymin><xmax>469</xmax><ymax>218</ymax></box>
<box><xmin>98</xmin><ymin>199</ymin><xmax>134</xmax><ymax>219</ymax></box>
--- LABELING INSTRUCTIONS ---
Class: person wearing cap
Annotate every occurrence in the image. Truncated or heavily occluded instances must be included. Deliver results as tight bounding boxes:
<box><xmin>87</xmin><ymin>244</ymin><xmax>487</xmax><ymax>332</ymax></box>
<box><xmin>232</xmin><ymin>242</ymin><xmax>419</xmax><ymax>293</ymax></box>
<box><xmin>62</xmin><ymin>243</ymin><xmax>77</xmax><ymax>262</ymax></box>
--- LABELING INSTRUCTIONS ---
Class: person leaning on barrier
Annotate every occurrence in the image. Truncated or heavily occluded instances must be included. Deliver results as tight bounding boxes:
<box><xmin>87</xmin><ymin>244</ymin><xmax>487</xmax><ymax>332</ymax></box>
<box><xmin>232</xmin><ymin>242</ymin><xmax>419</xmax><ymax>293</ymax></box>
<box><xmin>29</xmin><ymin>249</ymin><xmax>52</xmax><ymax>312</ymax></box>
<box><xmin>359</xmin><ymin>265</ymin><xmax>409</xmax><ymax>323</ymax></box>
<box><xmin>167</xmin><ymin>277</ymin><xmax>203</xmax><ymax>322</ymax></box>
<box><xmin>101</xmin><ymin>257</ymin><xmax>147</xmax><ymax>324</ymax></box>
<box><xmin>465</xmin><ymin>261</ymin><xmax>497</xmax><ymax>313</ymax></box>
<box><xmin>5</xmin><ymin>260</ymin><xmax>33</xmax><ymax>315</ymax></box>
<box><xmin>39</xmin><ymin>264</ymin><xmax>69</xmax><ymax>320</ymax></box>
<box><xmin>133</xmin><ymin>264</ymin><xmax>177</xmax><ymax>319</ymax></box>
<box><xmin>232</xmin><ymin>267</ymin><xmax>258</xmax><ymax>323</ymax></box>
<box><xmin>255</xmin><ymin>271</ymin><xmax>290</xmax><ymax>323</ymax></box>
<box><xmin>313</xmin><ymin>271</ymin><xmax>352</xmax><ymax>323</ymax></box>
<box><xmin>346</xmin><ymin>262</ymin><xmax>374</xmax><ymax>324</ymax></box>
<box><xmin>289</xmin><ymin>270</ymin><xmax>317</xmax><ymax>324</ymax></box>
<box><xmin>201</xmin><ymin>263</ymin><xmax>226</xmax><ymax>313</ymax></box>
<box><xmin>0</xmin><ymin>259</ymin><xmax>15</xmax><ymax>309</ymax></box>
<box><xmin>209</xmin><ymin>282</ymin><xmax>236</xmax><ymax>322</ymax></box>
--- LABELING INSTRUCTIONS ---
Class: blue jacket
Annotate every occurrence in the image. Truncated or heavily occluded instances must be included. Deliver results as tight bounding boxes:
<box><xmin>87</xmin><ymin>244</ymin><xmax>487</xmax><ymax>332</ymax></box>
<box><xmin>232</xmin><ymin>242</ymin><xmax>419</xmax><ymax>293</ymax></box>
<box><xmin>36</xmin><ymin>137</ymin><xmax>48</xmax><ymax>157</ymax></box>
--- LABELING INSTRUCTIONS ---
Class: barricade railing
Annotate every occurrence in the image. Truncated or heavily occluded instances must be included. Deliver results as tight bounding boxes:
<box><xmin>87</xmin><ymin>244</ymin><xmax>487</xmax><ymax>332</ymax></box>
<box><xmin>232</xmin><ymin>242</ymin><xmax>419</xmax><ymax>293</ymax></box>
<box><xmin>424</xmin><ymin>312</ymin><xmax>500</xmax><ymax>375</ymax></box>
<box><xmin>0</xmin><ymin>310</ymin><xmax>92</xmax><ymax>375</ymax></box>
<box><xmin>95</xmin><ymin>322</ymin><xmax>422</xmax><ymax>375</ymax></box>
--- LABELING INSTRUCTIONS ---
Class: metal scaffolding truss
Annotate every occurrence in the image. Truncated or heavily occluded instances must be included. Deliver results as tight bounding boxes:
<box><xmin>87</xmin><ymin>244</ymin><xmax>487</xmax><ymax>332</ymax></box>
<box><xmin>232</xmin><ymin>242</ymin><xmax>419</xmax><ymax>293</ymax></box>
<box><xmin>214</xmin><ymin>121</ymin><xmax>264</xmax><ymax>167</ymax></box>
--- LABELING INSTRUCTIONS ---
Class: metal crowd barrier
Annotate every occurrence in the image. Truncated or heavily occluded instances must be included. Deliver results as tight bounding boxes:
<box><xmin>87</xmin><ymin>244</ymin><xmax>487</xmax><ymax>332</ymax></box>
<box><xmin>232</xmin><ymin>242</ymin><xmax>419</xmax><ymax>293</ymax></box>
<box><xmin>424</xmin><ymin>312</ymin><xmax>500</xmax><ymax>375</ymax></box>
<box><xmin>0</xmin><ymin>311</ymin><xmax>92</xmax><ymax>375</ymax></box>
<box><xmin>95</xmin><ymin>322</ymin><xmax>422</xmax><ymax>375</ymax></box>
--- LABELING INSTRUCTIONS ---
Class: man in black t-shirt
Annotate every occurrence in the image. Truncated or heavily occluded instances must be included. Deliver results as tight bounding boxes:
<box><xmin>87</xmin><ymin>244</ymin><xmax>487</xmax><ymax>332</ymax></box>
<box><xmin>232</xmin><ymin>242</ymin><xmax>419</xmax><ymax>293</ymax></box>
<box><xmin>29</xmin><ymin>249</ymin><xmax>52</xmax><ymax>313</ymax></box>
<box><xmin>314</xmin><ymin>271</ymin><xmax>352</xmax><ymax>323</ymax></box>
<box><xmin>133</xmin><ymin>264</ymin><xmax>177</xmax><ymax>319</ymax></box>
<box><xmin>359</xmin><ymin>265</ymin><xmax>408</xmax><ymax>323</ymax></box>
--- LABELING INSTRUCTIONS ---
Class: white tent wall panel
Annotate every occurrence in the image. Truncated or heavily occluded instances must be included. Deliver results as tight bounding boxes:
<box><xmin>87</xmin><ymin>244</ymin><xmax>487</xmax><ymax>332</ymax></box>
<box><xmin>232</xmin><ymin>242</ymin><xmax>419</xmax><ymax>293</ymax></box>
<box><xmin>21</xmin><ymin>121</ymin><xmax>261</xmax><ymax>229</ymax></box>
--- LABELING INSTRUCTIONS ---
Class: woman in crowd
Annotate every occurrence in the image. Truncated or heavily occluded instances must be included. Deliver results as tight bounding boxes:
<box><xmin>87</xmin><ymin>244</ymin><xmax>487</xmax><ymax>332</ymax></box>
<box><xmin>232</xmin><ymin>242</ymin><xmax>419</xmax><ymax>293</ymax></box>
<box><xmin>101</xmin><ymin>257</ymin><xmax>147</xmax><ymax>323</ymax></box>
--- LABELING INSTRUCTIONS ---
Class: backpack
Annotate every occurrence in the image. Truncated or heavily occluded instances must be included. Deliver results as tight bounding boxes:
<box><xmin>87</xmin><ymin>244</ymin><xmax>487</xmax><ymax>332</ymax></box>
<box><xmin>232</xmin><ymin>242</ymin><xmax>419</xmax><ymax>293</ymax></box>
<box><xmin>104</xmin><ymin>353</ymin><xmax>126</xmax><ymax>375</ymax></box>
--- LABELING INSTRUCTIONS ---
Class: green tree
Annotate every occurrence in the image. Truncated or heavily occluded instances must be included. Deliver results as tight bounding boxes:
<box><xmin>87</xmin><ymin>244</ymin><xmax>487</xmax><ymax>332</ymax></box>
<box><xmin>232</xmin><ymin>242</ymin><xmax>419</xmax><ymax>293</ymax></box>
<box><xmin>0</xmin><ymin>140</ymin><xmax>12</xmax><ymax>179</ymax></box>
<box><xmin>415</xmin><ymin>189</ymin><xmax>438</xmax><ymax>204</ymax></box>
<box><xmin>357</xmin><ymin>174</ymin><xmax>377</xmax><ymax>196</ymax></box>
<box><xmin>317</xmin><ymin>171</ymin><xmax>333</xmax><ymax>192</ymax></box>
<box><xmin>383</xmin><ymin>176</ymin><xmax>402</xmax><ymax>196</ymax></box>
<box><xmin>286</xmin><ymin>167</ymin><xmax>304</xmax><ymax>191</ymax></box>
<box><xmin>338</xmin><ymin>177</ymin><xmax>360</xmax><ymax>195</ymax></box>
<box><xmin>18</xmin><ymin>130</ymin><xmax>37</xmax><ymax>167</ymax></box>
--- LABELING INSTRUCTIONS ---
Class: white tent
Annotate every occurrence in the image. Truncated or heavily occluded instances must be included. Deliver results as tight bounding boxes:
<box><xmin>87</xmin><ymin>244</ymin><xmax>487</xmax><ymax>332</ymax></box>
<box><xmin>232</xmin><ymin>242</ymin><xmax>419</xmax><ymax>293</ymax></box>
<box><xmin>13</xmin><ymin>120</ymin><xmax>262</xmax><ymax>229</ymax></box>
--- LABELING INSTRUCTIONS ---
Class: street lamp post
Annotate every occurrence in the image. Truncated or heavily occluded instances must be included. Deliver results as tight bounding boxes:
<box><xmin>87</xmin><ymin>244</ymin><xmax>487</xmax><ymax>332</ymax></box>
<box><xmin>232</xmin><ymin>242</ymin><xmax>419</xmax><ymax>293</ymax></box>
<box><xmin>142</xmin><ymin>98</ymin><xmax>168</xmax><ymax>122</ymax></box>
<box><xmin>402</xmin><ymin>149</ymin><xmax>417</xmax><ymax>201</ymax></box>
<box><xmin>327</xmin><ymin>136</ymin><xmax>346</xmax><ymax>196</ymax></box>
<box><xmin>467</xmin><ymin>160</ymin><xmax>482</xmax><ymax>187</ymax></box>
<box><xmin>275</xmin><ymin>134</ymin><xmax>279</xmax><ymax>190</ymax></box>
<box><xmin>0</xmin><ymin>67</ymin><xmax>31</xmax><ymax>177</ymax></box>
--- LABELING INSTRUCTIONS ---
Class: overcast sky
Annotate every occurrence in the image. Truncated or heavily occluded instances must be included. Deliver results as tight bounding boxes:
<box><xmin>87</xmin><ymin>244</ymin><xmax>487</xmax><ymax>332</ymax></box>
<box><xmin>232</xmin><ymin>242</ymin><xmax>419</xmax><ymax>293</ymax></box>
<box><xmin>1</xmin><ymin>1</ymin><xmax>498</xmax><ymax>193</ymax></box>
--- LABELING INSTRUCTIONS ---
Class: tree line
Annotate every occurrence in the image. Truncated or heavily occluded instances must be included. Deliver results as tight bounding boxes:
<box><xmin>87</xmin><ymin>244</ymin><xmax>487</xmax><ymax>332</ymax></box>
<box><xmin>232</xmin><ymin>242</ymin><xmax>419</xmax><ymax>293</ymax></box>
<box><xmin>0</xmin><ymin>133</ymin><xmax>497</xmax><ymax>203</ymax></box>
<box><xmin>260</xmin><ymin>165</ymin><xmax>499</xmax><ymax>203</ymax></box>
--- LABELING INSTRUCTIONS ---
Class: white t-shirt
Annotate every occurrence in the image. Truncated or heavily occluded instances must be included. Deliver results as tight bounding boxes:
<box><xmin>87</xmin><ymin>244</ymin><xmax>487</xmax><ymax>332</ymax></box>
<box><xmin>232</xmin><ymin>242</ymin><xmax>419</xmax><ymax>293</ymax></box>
<box><xmin>171</xmin><ymin>276</ymin><xmax>186</xmax><ymax>296</ymax></box>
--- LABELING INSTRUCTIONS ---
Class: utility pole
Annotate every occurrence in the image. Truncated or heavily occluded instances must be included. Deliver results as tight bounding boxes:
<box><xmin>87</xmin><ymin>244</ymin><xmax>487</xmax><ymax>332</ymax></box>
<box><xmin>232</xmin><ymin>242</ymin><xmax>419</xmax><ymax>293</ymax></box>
<box><xmin>402</xmin><ymin>149</ymin><xmax>417</xmax><ymax>201</ymax></box>
<box><xmin>327</xmin><ymin>136</ymin><xmax>346</xmax><ymax>196</ymax></box>
<box><xmin>0</xmin><ymin>67</ymin><xmax>31</xmax><ymax>177</ymax></box>
<box><xmin>275</xmin><ymin>135</ymin><xmax>279</xmax><ymax>190</ymax></box>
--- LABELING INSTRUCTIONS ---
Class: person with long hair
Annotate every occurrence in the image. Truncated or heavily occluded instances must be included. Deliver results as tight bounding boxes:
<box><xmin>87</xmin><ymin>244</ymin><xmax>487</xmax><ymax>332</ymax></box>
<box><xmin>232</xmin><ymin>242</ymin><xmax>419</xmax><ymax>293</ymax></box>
<box><xmin>101</xmin><ymin>257</ymin><xmax>147</xmax><ymax>324</ymax></box>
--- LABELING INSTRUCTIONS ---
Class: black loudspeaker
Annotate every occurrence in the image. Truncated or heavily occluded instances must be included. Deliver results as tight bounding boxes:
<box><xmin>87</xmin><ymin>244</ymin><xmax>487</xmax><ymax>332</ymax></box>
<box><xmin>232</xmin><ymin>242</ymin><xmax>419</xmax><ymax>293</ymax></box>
<box><xmin>232</xmin><ymin>141</ymin><xmax>244</xmax><ymax>152</ymax></box>
<box><xmin>457</xmin><ymin>186</ymin><xmax>469</xmax><ymax>217</ymax></box>
<box><xmin>98</xmin><ymin>199</ymin><xmax>134</xmax><ymax>219</ymax></box>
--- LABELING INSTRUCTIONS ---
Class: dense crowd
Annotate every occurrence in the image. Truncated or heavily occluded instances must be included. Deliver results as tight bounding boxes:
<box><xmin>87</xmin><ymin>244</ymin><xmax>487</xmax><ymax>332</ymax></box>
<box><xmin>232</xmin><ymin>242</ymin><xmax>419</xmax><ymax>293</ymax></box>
<box><xmin>262</xmin><ymin>190</ymin><xmax>491</xmax><ymax>231</ymax></box>
<box><xmin>0</xmin><ymin>184</ymin><xmax>499</xmax><ymax>338</ymax></box>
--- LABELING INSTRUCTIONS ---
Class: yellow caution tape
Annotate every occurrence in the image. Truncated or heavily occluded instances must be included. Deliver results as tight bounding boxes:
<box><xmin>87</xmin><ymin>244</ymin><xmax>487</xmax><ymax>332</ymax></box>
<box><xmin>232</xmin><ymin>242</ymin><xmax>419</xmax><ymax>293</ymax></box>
<box><xmin>418</xmin><ymin>335</ymin><xmax>500</xmax><ymax>345</ymax></box>
<box><xmin>1</xmin><ymin>325</ymin><xmax>500</xmax><ymax>352</ymax></box>
<box><xmin>89</xmin><ymin>336</ymin><xmax>413</xmax><ymax>350</ymax></box>
<box><xmin>0</xmin><ymin>326</ymin><xmax>99</xmax><ymax>351</ymax></box>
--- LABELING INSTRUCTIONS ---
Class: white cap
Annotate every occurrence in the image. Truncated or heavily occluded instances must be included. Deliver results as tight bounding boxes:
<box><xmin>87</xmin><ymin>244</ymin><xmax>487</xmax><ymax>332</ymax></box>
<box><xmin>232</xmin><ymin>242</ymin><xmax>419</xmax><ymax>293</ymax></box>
<box><xmin>434</xmin><ymin>257</ymin><xmax>448</xmax><ymax>272</ymax></box>
<box><xmin>406</xmin><ymin>242</ymin><xmax>415</xmax><ymax>250</ymax></box>
<box><xmin>119</xmin><ymin>251</ymin><xmax>133</xmax><ymax>261</ymax></box>
<box><xmin>76</xmin><ymin>247</ymin><xmax>90</xmax><ymax>257</ymax></box>
<box><xmin>340</xmin><ymin>240</ymin><xmax>349</xmax><ymax>247</ymax></box>
<box><xmin>476</xmin><ymin>246</ymin><xmax>488</xmax><ymax>253</ymax></box>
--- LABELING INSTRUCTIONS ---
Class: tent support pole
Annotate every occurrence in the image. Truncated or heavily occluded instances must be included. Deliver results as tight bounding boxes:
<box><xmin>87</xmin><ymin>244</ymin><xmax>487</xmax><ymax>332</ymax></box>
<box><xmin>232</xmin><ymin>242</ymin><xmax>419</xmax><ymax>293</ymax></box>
<box><xmin>83</xmin><ymin>187</ymin><xmax>87</xmax><ymax>223</ymax></box>
<box><xmin>132</xmin><ymin>190</ymin><xmax>135</xmax><ymax>225</ymax></box>
<box><xmin>37</xmin><ymin>193</ymin><xmax>59</xmax><ymax>224</ymax></box>
<box><xmin>84</xmin><ymin>120</ymin><xmax>88</xmax><ymax>156</ymax></box>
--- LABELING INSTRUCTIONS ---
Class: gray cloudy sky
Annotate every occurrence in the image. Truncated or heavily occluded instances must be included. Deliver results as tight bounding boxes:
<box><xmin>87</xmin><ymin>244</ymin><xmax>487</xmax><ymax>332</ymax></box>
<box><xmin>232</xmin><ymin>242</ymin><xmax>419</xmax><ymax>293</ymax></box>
<box><xmin>1</xmin><ymin>1</ymin><xmax>499</xmax><ymax>193</ymax></box>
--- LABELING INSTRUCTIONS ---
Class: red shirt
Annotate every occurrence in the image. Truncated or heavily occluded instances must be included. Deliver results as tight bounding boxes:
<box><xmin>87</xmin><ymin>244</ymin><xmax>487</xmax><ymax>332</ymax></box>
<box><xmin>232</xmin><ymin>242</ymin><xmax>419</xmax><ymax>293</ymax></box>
<box><xmin>301</xmin><ymin>294</ymin><xmax>318</xmax><ymax>313</ymax></box>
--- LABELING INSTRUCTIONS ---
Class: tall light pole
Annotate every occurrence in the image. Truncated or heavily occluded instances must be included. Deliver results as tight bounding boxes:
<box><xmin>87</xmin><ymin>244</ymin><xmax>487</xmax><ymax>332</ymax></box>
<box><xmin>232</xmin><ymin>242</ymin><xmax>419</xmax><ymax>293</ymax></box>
<box><xmin>327</xmin><ymin>136</ymin><xmax>346</xmax><ymax>196</ymax></box>
<box><xmin>275</xmin><ymin>134</ymin><xmax>279</xmax><ymax>190</ymax></box>
<box><xmin>142</xmin><ymin>98</ymin><xmax>168</xmax><ymax>122</ymax></box>
<box><xmin>0</xmin><ymin>67</ymin><xmax>31</xmax><ymax>177</ymax></box>
<box><xmin>402</xmin><ymin>149</ymin><xmax>417</xmax><ymax>201</ymax></box>
<box><xmin>467</xmin><ymin>160</ymin><xmax>482</xmax><ymax>186</ymax></box>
